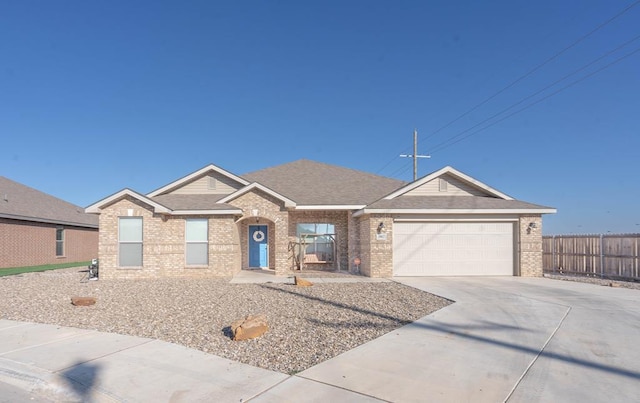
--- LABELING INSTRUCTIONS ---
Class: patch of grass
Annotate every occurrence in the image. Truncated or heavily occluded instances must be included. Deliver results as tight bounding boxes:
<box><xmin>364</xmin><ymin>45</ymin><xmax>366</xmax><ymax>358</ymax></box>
<box><xmin>0</xmin><ymin>261</ymin><xmax>91</xmax><ymax>277</ymax></box>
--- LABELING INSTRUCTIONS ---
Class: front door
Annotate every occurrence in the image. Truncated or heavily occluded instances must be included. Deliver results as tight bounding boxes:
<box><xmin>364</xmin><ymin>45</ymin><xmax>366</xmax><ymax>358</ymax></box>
<box><xmin>249</xmin><ymin>225</ymin><xmax>268</xmax><ymax>268</ymax></box>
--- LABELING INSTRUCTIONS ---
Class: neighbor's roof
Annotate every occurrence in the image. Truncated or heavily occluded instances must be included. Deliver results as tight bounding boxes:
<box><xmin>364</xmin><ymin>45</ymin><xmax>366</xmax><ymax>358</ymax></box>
<box><xmin>243</xmin><ymin>159</ymin><xmax>406</xmax><ymax>206</ymax></box>
<box><xmin>362</xmin><ymin>196</ymin><xmax>556</xmax><ymax>214</ymax></box>
<box><xmin>0</xmin><ymin>176</ymin><xmax>98</xmax><ymax>228</ymax></box>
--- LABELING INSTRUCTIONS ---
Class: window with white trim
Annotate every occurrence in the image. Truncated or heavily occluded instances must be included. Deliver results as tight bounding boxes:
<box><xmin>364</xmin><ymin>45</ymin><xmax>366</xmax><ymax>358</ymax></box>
<box><xmin>186</xmin><ymin>218</ymin><xmax>208</xmax><ymax>266</ymax></box>
<box><xmin>56</xmin><ymin>227</ymin><xmax>64</xmax><ymax>257</ymax></box>
<box><xmin>119</xmin><ymin>217</ymin><xmax>143</xmax><ymax>267</ymax></box>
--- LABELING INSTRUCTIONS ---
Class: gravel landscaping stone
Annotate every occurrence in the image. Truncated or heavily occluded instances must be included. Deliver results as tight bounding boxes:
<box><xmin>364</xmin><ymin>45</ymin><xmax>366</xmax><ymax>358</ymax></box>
<box><xmin>544</xmin><ymin>273</ymin><xmax>640</xmax><ymax>290</ymax></box>
<box><xmin>0</xmin><ymin>268</ymin><xmax>451</xmax><ymax>374</ymax></box>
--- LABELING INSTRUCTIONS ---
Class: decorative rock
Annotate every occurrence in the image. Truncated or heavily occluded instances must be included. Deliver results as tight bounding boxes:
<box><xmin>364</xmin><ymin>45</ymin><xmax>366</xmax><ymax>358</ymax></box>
<box><xmin>294</xmin><ymin>276</ymin><xmax>313</xmax><ymax>287</ymax></box>
<box><xmin>231</xmin><ymin>314</ymin><xmax>269</xmax><ymax>341</ymax></box>
<box><xmin>71</xmin><ymin>297</ymin><xmax>96</xmax><ymax>306</ymax></box>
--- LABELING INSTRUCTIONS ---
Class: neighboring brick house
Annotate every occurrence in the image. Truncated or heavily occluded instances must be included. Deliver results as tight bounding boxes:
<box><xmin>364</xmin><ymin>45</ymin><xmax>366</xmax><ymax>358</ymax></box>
<box><xmin>86</xmin><ymin>160</ymin><xmax>555</xmax><ymax>279</ymax></box>
<box><xmin>0</xmin><ymin>176</ymin><xmax>98</xmax><ymax>269</ymax></box>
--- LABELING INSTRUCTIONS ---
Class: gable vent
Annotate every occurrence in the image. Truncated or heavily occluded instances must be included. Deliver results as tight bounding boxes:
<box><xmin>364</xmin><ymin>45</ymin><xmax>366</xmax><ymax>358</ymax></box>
<box><xmin>439</xmin><ymin>178</ymin><xmax>448</xmax><ymax>192</ymax></box>
<box><xmin>208</xmin><ymin>176</ymin><xmax>217</xmax><ymax>190</ymax></box>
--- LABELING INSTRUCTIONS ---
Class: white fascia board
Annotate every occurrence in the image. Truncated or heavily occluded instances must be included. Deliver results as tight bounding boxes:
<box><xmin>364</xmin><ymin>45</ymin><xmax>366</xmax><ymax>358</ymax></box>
<box><xmin>171</xmin><ymin>209</ymin><xmax>242</xmax><ymax>215</ymax></box>
<box><xmin>294</xmin><ymin>205</ymin><xmax>366</xmax><ymax>210</ymax></box>
<box><xmin>147</xmin><ymin>164</ymin><xmax>250</xmax><ymax>197</ymax></box>
<box><xmin>217</xmin><ymin>183</ymin><xmax>296</xmax><ymax>207</ymax></box>
<box><xmin>86</xmin><ymin>189</ymin><xmax>172</xmax><ymax>214</ymax></box>
<box><xmin>383</xmin><ymin>166</ymin><xmax>513</xmax><ymax>200</ymax></box>
<box><xmin>358</xmin><ymin>208</ymin><xmax>557</xmax><ymax>215</ymax></box>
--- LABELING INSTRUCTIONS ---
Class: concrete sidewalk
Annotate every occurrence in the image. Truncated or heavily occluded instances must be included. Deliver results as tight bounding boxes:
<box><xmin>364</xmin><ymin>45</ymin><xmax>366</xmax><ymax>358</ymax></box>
<box><xmin>1</xmin><ymin>277</ymin><xmax>638</xmax><ymax>402</ymax></box>
<box><xmin>0</xmin><ymin>320</ymin><xmax>377</xmax><ymax>402</ymax></box>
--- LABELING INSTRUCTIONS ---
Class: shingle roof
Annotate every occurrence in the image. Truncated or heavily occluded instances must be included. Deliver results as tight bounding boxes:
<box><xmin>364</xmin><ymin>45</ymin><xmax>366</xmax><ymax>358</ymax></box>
<box><xmin>0</xmin><ymin>176</ymin><xmax>98</xmax><ymax>228</ymax></box>
<box><xmin>243</xmin><ymin>159</ymin><xmax>406</xmax><ymax>205</ymax></box>
<box><xmin>152</xmin><ymin>194</ymin><xmax>239</xmax><ymax>211</ymax></box>
<box><xmin>365</xmin><ymin>196</ymin><xmax>554</xmax><ymax>211</ymax></box>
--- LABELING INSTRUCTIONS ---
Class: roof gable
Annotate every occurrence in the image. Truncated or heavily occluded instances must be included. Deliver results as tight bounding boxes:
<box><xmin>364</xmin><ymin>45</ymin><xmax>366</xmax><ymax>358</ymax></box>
<box><xmin>86</xmin><ymin>189</ymin><xmax>242</xmax><ymax>215</ymax></box>
<box><xmin>0</xmin><ymin>176</ymin><xmax>98</xmax><ymax>228</ymax></box>
<box><xmin>384</xmin><ymin>166</ymin><xmax>513</xmax><ymax>201</ymax></box>
<box><xmin>217</xmin><ymin>183</ymin><xmax>296</xmax><ymax>207</ymax></box>
<box><xmin>86</xmin><ymin>189</ymin><xmax>172</xmax><ymax>214</ymax></box>
<box><xmin>147</xmin><ymin>164</ymin><xmax>249</xmax><ymax>197</ymax></box>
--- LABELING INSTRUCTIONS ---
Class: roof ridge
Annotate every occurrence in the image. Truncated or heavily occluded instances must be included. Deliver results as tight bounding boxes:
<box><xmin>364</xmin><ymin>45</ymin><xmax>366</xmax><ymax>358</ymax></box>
<box><xmin>243</xmin><ymin>159</ymin><xmax>407</xmax><ymax>183</ymax></box>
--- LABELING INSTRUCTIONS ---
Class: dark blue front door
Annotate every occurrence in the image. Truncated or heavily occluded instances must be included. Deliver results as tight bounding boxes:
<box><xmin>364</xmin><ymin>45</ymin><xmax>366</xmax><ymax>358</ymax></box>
<box><xmin>249</xmin><ymin>225</ymin><xmax>268</xmax><ymax>267</ymax></box>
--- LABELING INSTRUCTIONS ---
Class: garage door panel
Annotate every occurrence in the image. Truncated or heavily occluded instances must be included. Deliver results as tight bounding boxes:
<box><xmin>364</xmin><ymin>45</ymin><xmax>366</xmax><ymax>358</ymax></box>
<box><xmin>393</xmin><ymin>222</ymin><xmax>514</xmax><ymax>276</ymax></box>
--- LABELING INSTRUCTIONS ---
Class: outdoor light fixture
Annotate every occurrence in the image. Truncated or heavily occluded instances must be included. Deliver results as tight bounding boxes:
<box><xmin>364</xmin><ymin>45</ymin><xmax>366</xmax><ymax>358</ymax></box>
<box><xmin>527</xmin><ymin>222</ymin><xmax>537</xmax><ymax>234</ymax></box>
<box><xmin>377</xmin><ymin>222</ymin><xmax>385</xmax><ymax>233</ymax></box>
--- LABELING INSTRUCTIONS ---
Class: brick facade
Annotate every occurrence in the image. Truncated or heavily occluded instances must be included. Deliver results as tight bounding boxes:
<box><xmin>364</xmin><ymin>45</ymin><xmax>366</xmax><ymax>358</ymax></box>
<box><xmin>95</xmin><ymin>196</ymin><xmax>546</xmax><ymax>280</ymax></box>
<box><xmin>228</xmin><ymin>190</ymin><xmax>289</xmax><ymax>275</ymax></box>
<box><xmin>98</xmin><ymin>196</ymin><xmax>241</xmax><ymax>279</ymax></box>
<box><xmin>366</xmin><ymin>214</ymin><xmax>394</xmax><ymax>278</ymax></box>
<box><xmin>288</xmin><ymin>210</ymin><xmax>349</xmax><ymax>272</ymax></box>
<box><xmin>0</xmin><ymin>218</ymin><xmax>97</xmax><ymax>269</ymax></box>
<box><xmin>518</xmin><ymin>215</ymin><xmax>543</xmax><ymax>276</ymax></box>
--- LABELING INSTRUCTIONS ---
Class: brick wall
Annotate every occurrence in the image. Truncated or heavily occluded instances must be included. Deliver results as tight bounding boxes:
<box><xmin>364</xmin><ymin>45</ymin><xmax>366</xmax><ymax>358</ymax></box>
<box><xmin>98</xmin><ymin>196</ymin><xmax>241</xmax><ymax>279</ymax></box>
<box><xmin>519</xmin><ymin>215</ymin><xmax>543</xmax><ymax>276</ymax></box>
<box><xmin>366</xmin><ymin>214</ymin><xmax>394</xmax><ymax>278</ymax></box>
<box><xmin>357</xmin><ymin>215</ymin><xmax>371</xmax><ymax>276</ymax></box>
<box><xmin>228</xmin><ymin>190</ymin><xmax>289</xmax><ymax>275</ymax></box>
<box><xmin>347</xmin><ymin>212</ymin><xmax>361</xmax><ymax>274</ymax></box>
<box><xmin>288</xmin><ymin>210</ymin><xmax>349</xmax><ymax>273</ymax></box>
<box><xmin>0</xmin><ymin>217</ymin><xmax>97</xmax><ymax>269</ymax></box>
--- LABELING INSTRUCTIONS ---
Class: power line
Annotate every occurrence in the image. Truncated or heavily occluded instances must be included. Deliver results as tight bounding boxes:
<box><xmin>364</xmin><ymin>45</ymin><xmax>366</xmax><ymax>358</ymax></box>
<box><xmin>375</xmin><ymin>143</ymin><xmax>413</xmax><ymax>175</ymax></box>
<box><xmin>423</xmin><ymin>0</ymin><xmax>640</xmax><ymax>142</ymax></box>
<box><xmin>428</xmin><ymin>33</ymin><xmax>640</xmax><ymax>152</ymax></box>
<box><xmin>429</xmin><ymin>46</ymin><xmax>640</xmax><ymax>154</ymax></box>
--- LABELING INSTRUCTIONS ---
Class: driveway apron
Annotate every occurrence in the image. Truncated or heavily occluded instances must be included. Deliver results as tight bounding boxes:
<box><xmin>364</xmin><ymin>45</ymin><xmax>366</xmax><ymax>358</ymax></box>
<box><xmin>297</xmin><ymin>277</ymin><xmax>640</xmax><ymax>402</ymax></box>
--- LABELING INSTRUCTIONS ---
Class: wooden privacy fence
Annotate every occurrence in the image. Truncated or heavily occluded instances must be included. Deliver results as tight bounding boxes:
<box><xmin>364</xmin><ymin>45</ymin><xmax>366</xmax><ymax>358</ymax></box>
<box><xmin>543</xmin><ymin>234</ymin><xmax>640</xmax><ymax>281</ymax></box>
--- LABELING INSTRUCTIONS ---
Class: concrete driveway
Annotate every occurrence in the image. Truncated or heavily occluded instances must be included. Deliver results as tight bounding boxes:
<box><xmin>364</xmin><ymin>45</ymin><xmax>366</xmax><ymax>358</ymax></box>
<box><xmin>1</xmin><ymin>277</ymin><xmax>638</xmax><ymax>402</ymax></box>
<box><xmin>297</xmin><ymin>277</ymin><xmax>640</xmax><ymax>402</ymax></box>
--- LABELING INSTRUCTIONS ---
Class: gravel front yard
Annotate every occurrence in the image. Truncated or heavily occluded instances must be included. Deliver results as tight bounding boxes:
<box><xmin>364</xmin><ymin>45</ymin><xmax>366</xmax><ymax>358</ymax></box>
<box><xmin>0</xmin><ymin>268</ymin><xmax>451</xmax><ymax>374</ymax></box>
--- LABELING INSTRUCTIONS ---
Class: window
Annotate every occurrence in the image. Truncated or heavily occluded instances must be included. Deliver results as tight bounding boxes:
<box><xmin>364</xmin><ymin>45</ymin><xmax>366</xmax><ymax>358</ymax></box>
<box><xmin>119</xmin><ymin>217</ymin><xmax>143</xmax><ymax>267</ymax></box>
<box><xmin>186</xmin><ymin>218</ymin><xmax>208</xmax><ymax>265</ymax></box>
<box><xmin>56</xmin><ymin>227</ymin><xmax>64</xmax><ymax>256</ymax></box>
<box><xmin>296</xmin><ymin>223</ymin><xmax>335</xmax><ymax>263</ymax></box>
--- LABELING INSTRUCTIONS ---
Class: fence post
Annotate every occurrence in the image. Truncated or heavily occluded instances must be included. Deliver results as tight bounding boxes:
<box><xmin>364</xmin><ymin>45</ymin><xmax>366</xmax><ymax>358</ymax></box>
<box><xmin>600</xmin><ymin>234</ymin><xmax>604</xmax><ymax>279</ymax></box>
<box><xmin>552</xmin><ymin>236</ymin><xmax>556</xmax><ymax>274</ymax></box>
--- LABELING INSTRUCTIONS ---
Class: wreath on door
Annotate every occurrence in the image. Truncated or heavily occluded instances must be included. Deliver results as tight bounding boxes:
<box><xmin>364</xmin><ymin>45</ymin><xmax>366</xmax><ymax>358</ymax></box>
<box><xmin>253</xmin><ymin>230</ymin><xmax>265</xmax><ymax>242</ymax></box>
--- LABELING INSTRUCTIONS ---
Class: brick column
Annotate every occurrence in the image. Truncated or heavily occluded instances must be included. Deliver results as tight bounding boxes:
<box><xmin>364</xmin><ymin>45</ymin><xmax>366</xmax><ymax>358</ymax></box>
<box><xmin>519</xmin><ymin>215</ymin><xmax>543</xmax><ymax>276</ymax></box>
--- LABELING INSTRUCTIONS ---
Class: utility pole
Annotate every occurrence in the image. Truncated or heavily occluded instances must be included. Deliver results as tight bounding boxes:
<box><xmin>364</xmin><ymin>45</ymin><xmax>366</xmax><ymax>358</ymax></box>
<box><xmin>400</xmin><ymin>129</ymin><xmax>431</xmax><ymax>181</ymax></box>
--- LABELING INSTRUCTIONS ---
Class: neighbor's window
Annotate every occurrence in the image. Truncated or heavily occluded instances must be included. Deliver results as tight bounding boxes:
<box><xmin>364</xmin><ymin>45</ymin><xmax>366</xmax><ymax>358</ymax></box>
<box><xmin>186</xmin><ymin>218</ymin><xmax>208</xmax><ymax>266</ymax></box>
<box><xmin>119</xmin><ymin>217</ymin><xmax>143</xmax><ymax>267</ymax></box>
<box><xmin>296</xmin><ymin>223</ymin><xmax>335</xmax><ymax>263</ymax></box>
<box><xmin>56</xmin><ymin>227</ymin><xmax>64</xmax><ymax>256</ymax></box>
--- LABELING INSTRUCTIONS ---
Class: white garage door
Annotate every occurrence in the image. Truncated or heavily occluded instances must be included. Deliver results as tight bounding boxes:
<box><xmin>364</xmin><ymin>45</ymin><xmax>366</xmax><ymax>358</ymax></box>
<box><xmin>393</xmin><ymin>222</ymin><xmax>514</xmax><ymax>276</ymax></box>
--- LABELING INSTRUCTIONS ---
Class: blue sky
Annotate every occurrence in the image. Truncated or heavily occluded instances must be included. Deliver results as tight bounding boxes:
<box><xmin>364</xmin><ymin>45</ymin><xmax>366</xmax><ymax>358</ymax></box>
<box><xmin>1</xmin><ymin>1</ymin><xmax>638</xmax><ymax>235</ymax></box>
